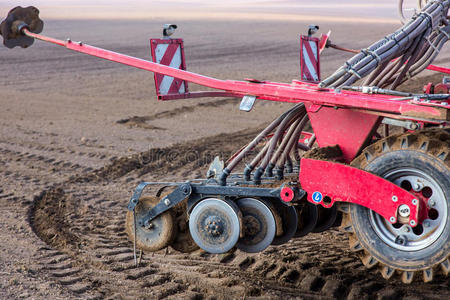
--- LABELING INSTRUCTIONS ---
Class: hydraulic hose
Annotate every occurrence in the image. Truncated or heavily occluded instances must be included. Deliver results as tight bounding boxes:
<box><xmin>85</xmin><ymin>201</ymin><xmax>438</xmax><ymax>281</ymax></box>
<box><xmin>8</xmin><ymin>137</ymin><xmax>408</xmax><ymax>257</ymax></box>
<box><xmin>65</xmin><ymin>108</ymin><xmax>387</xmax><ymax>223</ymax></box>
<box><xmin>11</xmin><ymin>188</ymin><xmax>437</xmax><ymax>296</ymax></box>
<box><xmin>320</xmin><ymin>0</ymin><xmax>449</xmax><ymax>89</ymax></box>
<box><xmin>253</xmin><ymin>104</ymin><xmax>305</xmax><ymax>184</ymax></box>
<box><xmin>219</xmin><ymin>103</ymin><xmax>302</xmax><ymax>185</ymax></box>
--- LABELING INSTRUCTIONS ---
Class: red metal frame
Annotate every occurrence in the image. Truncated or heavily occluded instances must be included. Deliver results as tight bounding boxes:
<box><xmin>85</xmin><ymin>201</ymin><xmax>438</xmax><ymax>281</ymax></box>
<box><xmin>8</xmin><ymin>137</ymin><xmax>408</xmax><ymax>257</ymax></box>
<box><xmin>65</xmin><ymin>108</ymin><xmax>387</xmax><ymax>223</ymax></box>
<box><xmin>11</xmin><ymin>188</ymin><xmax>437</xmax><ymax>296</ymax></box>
<box><xmin>426</xmin><ymin>64</ymin><xmax>450</xmax><ymax>74</ymax></box>
<box><xmin>22</xmin><ymin>29</ymin><xmax>448</xmax><ymax>225</ymax></box>
<box><xmin>24</xmin><ymin>30</ymin><xmax>448</xmax><ymax>121</ymax></box>
<box><xmin>299</xmin><ymin>158</ymin><xmax>420</xmax><ymax>226</ymax></box>
<box><xmin>306</xmin><ymin>105</ymin><xmax>382</xmax><ymax>162</ymax></box>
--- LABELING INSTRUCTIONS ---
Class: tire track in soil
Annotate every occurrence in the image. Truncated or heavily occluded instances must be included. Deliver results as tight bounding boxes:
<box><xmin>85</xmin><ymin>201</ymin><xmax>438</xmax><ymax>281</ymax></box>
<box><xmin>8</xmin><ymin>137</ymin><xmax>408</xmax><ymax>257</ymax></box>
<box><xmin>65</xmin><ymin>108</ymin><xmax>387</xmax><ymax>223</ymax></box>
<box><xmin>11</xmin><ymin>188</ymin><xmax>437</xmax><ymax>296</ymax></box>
<box><xmin>29</xmin><ymin>128</ymin><xmax>450</xmax><ymax>299</ymax></box>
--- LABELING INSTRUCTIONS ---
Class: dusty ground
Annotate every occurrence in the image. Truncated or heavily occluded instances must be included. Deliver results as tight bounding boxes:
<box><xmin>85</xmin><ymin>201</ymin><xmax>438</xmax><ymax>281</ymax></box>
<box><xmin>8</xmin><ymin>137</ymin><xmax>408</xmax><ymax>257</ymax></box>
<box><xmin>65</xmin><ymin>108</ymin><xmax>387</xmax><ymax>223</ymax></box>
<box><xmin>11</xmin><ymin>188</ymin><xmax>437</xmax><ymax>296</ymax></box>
<box><xmin>0</xmin><ymin>9</ymin><xmax>449</xmax><ymax>300</ymax></box>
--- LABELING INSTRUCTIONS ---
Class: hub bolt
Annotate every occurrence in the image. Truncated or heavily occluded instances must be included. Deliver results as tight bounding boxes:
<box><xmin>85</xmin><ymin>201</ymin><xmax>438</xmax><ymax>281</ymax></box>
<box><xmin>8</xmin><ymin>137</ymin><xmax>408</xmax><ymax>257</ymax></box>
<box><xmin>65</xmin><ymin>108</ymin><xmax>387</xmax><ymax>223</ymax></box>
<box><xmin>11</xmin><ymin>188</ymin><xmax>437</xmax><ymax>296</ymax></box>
<box><xmin>402</xmin><ymin>226</ymin><xmax>410</xmax><ymax>233</ymax></box>
<box><xmin>413</xmin><ymin>182</ymin><xmax>423</xmax><ymax>192</ymax></box>
<box><xmin>395</xmin><ymin>235</ymin><xmax>407</xmax><ymax>246</ymax></box>
<box><xmin>428</xmin><ymin>200</ymin><xmax>436</xmax><ymax>207</ymax></box>
<box><xmin>398</xmin><ymin>204</ymin><xmax>411</xmax><ymax>218</ymax></box>
<box><xmin>423</xmin><ymin>220</ymin><xmax>430</xmax><ymax>228</ymax></box>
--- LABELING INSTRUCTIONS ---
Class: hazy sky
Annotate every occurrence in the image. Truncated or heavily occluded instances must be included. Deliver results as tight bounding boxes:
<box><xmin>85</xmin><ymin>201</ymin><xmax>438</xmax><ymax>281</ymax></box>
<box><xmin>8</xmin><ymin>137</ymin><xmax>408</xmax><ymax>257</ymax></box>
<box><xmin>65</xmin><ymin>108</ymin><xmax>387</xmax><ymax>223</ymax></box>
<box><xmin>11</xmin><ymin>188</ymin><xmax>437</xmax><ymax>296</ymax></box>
<box><xmin>0</xmin><ymin>0</ymin><xmax>404</xmax><ymax>23</ymax></box>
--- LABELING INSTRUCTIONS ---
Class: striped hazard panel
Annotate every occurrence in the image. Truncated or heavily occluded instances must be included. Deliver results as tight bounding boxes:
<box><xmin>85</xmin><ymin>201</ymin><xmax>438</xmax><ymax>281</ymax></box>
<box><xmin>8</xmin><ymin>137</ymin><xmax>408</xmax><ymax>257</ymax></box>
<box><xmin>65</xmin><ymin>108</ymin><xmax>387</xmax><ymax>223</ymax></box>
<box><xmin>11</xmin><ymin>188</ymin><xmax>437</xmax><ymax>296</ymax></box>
<box><xmin>151</xmin><ymin>39</ymin><xmax>188</xmax><ymax>99</ymax></box>
<box><xmin>300</xmin><ymin>36</ymin><xmax>320</xmax><ymax>82</ymax></box>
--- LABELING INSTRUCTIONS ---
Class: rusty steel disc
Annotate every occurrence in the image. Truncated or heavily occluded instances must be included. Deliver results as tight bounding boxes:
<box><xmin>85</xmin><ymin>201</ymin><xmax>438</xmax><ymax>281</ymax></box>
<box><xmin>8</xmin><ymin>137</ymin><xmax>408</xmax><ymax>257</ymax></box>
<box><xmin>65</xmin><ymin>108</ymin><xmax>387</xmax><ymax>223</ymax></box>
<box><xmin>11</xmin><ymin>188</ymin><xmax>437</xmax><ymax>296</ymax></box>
<box><xmin>0</xmin><ymin>6</ymin><xmax>44</xmax><ymax>48</ymax></box>
<box><xmin>125</xmin><ymin>196</ymin><xmax>176</xmax><ymax>252</ymax></box>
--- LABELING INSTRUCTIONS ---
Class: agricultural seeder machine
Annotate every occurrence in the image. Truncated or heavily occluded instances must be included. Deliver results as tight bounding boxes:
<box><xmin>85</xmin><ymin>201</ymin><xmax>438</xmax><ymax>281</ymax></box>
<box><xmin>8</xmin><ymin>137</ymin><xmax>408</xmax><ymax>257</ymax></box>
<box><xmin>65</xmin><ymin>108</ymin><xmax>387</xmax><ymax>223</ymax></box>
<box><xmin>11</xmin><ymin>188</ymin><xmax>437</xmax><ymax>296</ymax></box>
<box><xmin>2</xmin><ymin>0</ymin><xmax>449</xmax><ymax>284</ymax></box>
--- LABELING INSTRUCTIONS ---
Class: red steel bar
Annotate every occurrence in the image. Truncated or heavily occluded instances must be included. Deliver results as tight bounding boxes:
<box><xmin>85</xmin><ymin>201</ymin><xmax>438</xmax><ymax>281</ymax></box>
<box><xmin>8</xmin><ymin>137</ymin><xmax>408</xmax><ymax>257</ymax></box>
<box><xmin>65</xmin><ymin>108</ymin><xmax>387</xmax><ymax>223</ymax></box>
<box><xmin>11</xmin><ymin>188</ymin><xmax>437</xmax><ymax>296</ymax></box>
<box><xmin>426</xmin><ymin>64</ymin><xmax>450</xmax><ymax>74</ymax></box>
<box><xmin>23</xmin><ymin>29</ymin><xmax>449</xmax><ymax>121</ymax></box>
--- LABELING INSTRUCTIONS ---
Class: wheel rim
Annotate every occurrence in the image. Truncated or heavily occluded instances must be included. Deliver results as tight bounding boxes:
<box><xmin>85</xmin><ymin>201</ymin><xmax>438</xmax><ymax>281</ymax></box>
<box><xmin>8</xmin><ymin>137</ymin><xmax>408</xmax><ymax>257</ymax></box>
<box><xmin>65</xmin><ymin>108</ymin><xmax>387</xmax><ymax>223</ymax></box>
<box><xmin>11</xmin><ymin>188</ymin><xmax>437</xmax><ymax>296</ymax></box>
<box><xmin>369</xmin><ymin>167</ymin><xmax>448</xmax><ymax>251</ymax></box>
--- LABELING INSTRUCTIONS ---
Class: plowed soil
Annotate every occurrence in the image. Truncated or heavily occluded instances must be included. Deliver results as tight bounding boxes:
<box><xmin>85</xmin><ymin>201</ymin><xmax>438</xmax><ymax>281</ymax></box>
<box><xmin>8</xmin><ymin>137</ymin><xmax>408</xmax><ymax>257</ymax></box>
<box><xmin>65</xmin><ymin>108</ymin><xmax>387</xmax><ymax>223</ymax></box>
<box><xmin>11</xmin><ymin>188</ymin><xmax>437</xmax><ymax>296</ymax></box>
<box><xmin>1</xmin><ymin>13</ymin><xmax>449</xmax><ymax>300</ymax></box>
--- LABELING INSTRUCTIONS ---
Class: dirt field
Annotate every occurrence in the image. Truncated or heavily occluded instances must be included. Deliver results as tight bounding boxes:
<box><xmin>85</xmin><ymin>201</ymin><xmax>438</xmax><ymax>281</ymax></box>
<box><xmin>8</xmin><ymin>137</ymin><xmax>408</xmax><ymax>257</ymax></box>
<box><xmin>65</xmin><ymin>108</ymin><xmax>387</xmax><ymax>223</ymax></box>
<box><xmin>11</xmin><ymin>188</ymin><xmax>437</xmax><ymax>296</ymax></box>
<box><xmin>0</xmin><ymin>6</ymin><xmax>449</xmax><ymax>300</ymax></box>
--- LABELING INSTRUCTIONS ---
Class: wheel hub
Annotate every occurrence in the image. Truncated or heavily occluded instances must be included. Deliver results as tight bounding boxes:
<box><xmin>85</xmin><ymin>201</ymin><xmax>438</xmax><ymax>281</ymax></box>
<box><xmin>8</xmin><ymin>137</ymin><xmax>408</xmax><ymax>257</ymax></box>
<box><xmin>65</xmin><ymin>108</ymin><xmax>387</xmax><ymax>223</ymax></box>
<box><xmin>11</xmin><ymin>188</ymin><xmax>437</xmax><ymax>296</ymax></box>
<box><xmin>243</xmin><ymin>215</ymin><xmax>261</xmax><ymax>236</ymax></box>
<box><xmin>370</xmin><ymin>168</ymin><xmax>448</xmax><ymax>251</ymax></box>
<box><xmin>205</xmin><ymin>216</ymin><xmax>224</xmax><ymax>236</ymax></box>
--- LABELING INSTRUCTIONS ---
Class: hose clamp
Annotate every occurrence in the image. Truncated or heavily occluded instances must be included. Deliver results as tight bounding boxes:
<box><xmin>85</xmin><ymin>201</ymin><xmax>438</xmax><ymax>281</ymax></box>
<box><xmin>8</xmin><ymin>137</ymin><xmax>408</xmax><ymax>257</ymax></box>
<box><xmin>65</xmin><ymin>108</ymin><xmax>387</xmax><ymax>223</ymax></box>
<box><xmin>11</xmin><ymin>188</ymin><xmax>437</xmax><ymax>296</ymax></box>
<box><xmin>420</xmin><ymin>11</ymin><xmax>434</xmax><ymax>29</ymax></box>
<box><xmin>346</xmin><ymin>66</ymin><xmax>362</xmax><ymax>79</ymax></box>
<box><xmin>362</xmin><ymin>48</ymin><xmax>382</xmax><ymax>66</ymax></box>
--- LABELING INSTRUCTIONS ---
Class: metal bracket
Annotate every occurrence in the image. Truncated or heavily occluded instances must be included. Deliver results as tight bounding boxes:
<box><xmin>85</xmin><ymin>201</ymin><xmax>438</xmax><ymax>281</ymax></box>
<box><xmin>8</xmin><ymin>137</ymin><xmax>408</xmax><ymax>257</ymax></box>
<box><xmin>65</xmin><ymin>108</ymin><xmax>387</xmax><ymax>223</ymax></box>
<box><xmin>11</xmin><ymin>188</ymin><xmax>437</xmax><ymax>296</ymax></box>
<box><xmin>240</xmin><ymin>95</ymin><xmax>257</xmax><ymax>112</ymax></box>
<box><xmin>192</xmin><ymin>185</ymin><xmax>282</xmax><ymax>198</ymax></box>
<box><xmin>382</xmin><ymin>117</ymin><xmax>419</xmax><ymax>130</ymax></box>
<box><xmin>128</xmin><ymin>182</ymin><xmax>153</xmax><ymax>211</ymax></box>
<box><xmin>206</xmin><ymin>156</ymin><xmax>224</xmax><ymax>179</ymax></box>
<box><xmin>127</xmin><ymin>181</ymin><xmax>187</xmax><ymax>211</ymax></box>
<box><xmin>131</xmin><ymin>181</ymin><xmax>306</xmax><ymax>227</ymax></box>
<box><xmin>142</xmin><ymin>183</ymin><xmax>192</xmax><ymax>227</ymax></box>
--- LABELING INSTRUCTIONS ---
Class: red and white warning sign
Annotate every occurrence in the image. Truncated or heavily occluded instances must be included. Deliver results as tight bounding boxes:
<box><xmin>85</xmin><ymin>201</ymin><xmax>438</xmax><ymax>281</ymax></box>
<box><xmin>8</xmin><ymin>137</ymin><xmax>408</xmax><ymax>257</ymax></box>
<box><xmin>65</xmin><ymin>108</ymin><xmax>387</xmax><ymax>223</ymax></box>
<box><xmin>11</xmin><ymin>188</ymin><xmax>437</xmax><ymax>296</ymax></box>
<box><xmin>150</xmin><ymin>39</ymin><xmax>188</xmax><ymax>99</ymax></box>
<box><xmin>300</xmin><ymin>36</ymin><xmax>320</xmax><ymax>82</ymax></box>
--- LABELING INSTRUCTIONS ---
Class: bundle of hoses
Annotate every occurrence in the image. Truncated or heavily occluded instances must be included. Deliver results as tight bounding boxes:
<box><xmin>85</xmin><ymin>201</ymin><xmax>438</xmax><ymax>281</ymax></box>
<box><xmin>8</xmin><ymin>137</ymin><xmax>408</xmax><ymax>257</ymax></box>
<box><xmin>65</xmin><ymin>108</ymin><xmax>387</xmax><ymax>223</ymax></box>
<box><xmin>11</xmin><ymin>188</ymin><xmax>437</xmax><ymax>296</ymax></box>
<box><xmin>219</xmin><ymin>103</ymin><xmax>314</xmax><ymax>185</ymax></box>
<box><xmin>320</xmin><ymin>0</ymin><xmax>450</xmax><ymax>90</ymax></box>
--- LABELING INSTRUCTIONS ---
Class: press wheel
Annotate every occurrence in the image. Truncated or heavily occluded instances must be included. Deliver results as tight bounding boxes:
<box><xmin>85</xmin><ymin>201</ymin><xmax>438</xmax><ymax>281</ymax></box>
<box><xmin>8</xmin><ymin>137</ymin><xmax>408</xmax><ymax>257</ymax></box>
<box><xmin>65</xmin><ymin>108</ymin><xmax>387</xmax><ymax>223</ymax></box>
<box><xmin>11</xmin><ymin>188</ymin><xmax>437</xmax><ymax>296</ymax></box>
<box><xmin>189</xmin><ymin>198</ymin><xmax>242</xmax><ymax>254</ymax></box>
<box><xmin>125</xmin><ymin>196</ymin><xmax>176</xmax><ymax>252</ymax></box>
<box><xmin>236</xmin><ymin>198</ymin><xmax>276</xmax><ymax>253</ymax></box>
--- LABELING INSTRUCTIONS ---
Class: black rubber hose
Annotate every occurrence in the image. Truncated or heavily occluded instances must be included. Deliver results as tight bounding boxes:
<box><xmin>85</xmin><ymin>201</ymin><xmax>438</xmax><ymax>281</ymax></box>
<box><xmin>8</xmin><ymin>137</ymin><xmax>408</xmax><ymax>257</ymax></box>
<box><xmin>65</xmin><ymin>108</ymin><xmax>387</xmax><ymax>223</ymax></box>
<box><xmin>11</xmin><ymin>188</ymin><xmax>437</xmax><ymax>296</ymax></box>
<box><xmin>220</xmin><ymin>103</ymin><xmax>303</xmax><ymax>185</ymax></box>
<box><xmin>266</xmin><ymin>115</ymin><xmax>303</xmax><ymax>176</ymax></box>
<box><xmin>253</xmin><ymin>104</ymin><xmax>305</xmax><ymax>184</ymax></box>
<box><xmin>243</xmin><ymin>142</ymin><xmax>269</xmax><ymax>181</ymax></box>
<box><xmin>390</xmin><ymin>28</ymin><xmax>430</xmax><ymax>89</ymax></box>
<box><xmin>320</xmin><ymin>0</ymin><xmax>448</xmax><ymax>88</ymax></box>
<box><xmin>276</xmin><ymin>114</ymin><xmax>309</xmax><ymax>173</ymax></box>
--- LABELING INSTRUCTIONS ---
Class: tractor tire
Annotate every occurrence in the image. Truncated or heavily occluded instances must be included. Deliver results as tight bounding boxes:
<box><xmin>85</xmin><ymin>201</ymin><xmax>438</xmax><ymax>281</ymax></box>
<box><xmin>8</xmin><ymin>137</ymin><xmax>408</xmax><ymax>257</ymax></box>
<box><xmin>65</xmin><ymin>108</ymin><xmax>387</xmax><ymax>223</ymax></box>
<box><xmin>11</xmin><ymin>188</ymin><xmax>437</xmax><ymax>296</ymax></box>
<box><xmin>345</xmin><ymin>128</ymin><xmax>449</xmax><ymax>283</ymax></box>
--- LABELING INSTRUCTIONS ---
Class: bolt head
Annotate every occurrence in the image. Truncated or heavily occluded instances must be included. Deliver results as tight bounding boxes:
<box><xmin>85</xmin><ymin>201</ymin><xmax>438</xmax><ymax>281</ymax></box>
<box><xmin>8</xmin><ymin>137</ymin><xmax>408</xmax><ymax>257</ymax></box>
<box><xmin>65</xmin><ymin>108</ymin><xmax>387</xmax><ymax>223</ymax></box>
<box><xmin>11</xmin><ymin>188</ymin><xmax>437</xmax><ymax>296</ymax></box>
<box><xmin>410</xmin><ymin>220</ymin><xmax>416</xmax><ymax>226</ymax></box>
<box><xmin>428</xmin><ymin>200</ymin><xmax>436</xmax><ymax>207</ymax></box>
<box><xmin>392</xmin><ymin>196</ymin><xmax>398</xmax><ymax>202</ymax></box>
<box><xmin>164</xmin><ymin>198</ymin><xmax>171</xmax><ymax>206</ymax></box>
<box><xmin>395</xmin><ymin>235</ymin><xmax>407</xmax><ymax>246</ymax></box>
<box><xmin>398</xmin><ymin>204</ymin><xmax>411</xmax><ymax>217</ymax></box>
<box><xmin>389</xmin><ymin>217</ymin><xmax>396</xmax><ymax>223</ymax></box>
<box><xmin>402</xmin><ymin>226</ymin><xmax>410</xmax><ymax>233</ymax></box>
<box><xmin>423</xmin><ymin>220</ymin><xmax>430</xmax><ymax>228</ymax></box>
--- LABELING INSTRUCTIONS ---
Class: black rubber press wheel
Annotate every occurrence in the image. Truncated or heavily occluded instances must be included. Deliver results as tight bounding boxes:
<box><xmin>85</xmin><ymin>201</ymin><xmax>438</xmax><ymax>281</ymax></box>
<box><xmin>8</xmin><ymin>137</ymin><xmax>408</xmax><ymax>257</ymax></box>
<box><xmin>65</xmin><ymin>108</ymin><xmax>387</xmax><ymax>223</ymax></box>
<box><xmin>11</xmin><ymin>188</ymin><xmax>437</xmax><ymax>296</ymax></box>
<box><xmin>346</xmin><ymin>129</ymin><xmax>449</xmax><ymax>283</ymax></box>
